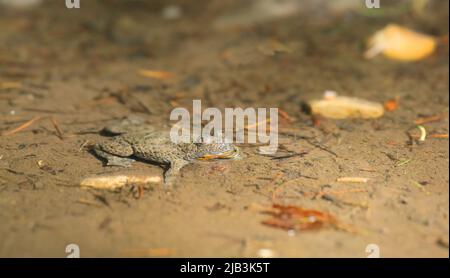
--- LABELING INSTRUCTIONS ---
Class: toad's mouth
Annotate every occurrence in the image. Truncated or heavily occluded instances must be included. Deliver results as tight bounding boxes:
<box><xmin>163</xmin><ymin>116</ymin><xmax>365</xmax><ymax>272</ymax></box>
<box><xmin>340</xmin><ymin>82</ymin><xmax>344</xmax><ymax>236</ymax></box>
<box><xmin>197</xmin><ymin>147</ymin><xmax>240</xmax><ymax>161</ymax></box>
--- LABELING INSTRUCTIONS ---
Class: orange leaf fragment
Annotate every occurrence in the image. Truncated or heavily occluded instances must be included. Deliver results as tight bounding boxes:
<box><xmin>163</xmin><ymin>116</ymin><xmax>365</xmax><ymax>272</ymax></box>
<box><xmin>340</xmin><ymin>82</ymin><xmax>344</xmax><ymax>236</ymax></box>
<box><xmin>384</xmin><ymin>96</ymin><xmax>400</xmax><ymax>112</ymax></box>
<box><xmin>278</xmin><ymin>109</ymin><xmax>293</xmax><ymax>124</ymax></box>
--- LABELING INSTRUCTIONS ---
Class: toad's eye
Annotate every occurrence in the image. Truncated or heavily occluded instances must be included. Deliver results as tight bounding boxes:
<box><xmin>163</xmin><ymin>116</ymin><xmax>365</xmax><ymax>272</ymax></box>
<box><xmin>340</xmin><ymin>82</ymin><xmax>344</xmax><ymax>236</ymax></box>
<box><xmin>198</xmin><ymin>146</ymin><xmax>240</xmax><ymax>161</ymax></box>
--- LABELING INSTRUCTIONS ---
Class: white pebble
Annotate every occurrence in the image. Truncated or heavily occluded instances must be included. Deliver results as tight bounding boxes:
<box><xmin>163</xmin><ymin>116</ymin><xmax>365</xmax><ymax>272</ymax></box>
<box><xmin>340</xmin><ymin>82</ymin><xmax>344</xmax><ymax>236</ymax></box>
<box><xmin>323</xmin><ymin>90</ymin><xmax>338</xmax><ymax>100</ymax></box>
<box><xmin>162</xmin><ymin>5</ymin><xmax>182</xmax><ymax>20</ymax></box>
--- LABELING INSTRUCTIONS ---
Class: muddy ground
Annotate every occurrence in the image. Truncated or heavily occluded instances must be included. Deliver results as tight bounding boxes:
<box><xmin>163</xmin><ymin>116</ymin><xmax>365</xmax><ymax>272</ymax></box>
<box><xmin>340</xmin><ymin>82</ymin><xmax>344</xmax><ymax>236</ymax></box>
<box><xmin>0</xmin><ymin>0</ymin><xmax>448</xmax><ymax>258</ymax></box>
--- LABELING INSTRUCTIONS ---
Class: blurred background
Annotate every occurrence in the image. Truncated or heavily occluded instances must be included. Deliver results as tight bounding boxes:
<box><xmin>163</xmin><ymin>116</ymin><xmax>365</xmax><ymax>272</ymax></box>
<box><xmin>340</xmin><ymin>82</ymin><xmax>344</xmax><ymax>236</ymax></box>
<box><xmin>0</xmin><ymin>0</ymin><xmax>448</xmax><ymax>258</ymax></box>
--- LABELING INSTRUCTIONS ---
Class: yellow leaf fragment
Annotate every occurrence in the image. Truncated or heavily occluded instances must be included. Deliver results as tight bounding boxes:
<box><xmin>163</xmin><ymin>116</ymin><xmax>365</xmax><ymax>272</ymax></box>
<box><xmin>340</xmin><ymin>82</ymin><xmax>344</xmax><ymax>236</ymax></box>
<box><xmin>365</xmin><ymin>24</ymin><xmax>436</xmax><ymax>61</ymax></box>
<box><xmin>80</xmin><ymin>174</ymin><xmax>161</xmax><ymax>190</ymax></box>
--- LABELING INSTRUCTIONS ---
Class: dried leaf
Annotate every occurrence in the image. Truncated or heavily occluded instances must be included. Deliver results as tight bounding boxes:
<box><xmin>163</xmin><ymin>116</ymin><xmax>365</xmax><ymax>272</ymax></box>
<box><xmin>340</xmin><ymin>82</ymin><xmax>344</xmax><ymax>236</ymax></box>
<box><xmin>80</xmin><ymin>174</ymin><xmax>161</xmax><ymax>190</ymax></box>
<box><xmin>383</xmin><ymin>96</ymin><xmax>400</xmax><ymax>111</ymax></box>
<box><xmin>308</xmin><ymin>96</ymin><xmax>384</xmax><ymax>119</ymax></box>
<box><xmin>261</xmin><ymin>204</ymin><xmax>339</xmax><ymax>231</ymax></box>
<box><xmin>365</xmin><ymin>24</ymin><xmax>436</xmax><ymax>61</ymax></box>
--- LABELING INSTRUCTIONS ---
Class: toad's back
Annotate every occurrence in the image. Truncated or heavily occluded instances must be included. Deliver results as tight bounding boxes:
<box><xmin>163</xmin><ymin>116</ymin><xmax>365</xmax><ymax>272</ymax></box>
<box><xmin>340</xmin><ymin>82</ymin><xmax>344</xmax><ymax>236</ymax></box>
<box><xmin>119</xmin><ymin>130</ymin><xmax>197</xmax><ymax>163</ymax></box>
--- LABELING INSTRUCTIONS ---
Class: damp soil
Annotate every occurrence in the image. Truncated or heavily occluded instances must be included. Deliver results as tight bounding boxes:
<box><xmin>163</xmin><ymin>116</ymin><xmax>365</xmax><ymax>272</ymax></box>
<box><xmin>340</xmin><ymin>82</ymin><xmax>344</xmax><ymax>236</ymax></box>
<box><xmin>0</xmin><ymin>0</ymin><xmax>448</xmax><ymax>257</ymax></box>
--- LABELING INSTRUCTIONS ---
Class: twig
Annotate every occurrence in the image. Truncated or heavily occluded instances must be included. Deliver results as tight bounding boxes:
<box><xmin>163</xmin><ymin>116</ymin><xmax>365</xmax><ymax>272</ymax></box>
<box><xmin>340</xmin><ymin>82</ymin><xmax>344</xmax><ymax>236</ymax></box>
<box><xmin>321</xmin><ymin>194</ymin><xmax>369</xmax><ymax>209</ymax></box>
<box><xmin>337</xmin><ymin>177</ymin><xmax>369</xmax><ymax>183</ymax></box>
<box><xmin>395</xmin><ymin>159</ymin><xmax>411</xmax><ymax>167</ymax></box>
<box><xmin>306</xmin><ymin>139</ymin><xmax>338</xmax><ymax>157</ymax></box>
<box><xmin>76</xmin><ymin>199</ymin><xmax>103</xmax><ymax>208</ymax></box>
<box><xmin>410</xmin><ymin>180</ymin><xmax>431</xmax><ymax>195</ymax></box>
<box><xmin>138</xmin><ymin>69</ymin><xmax>175</xmax><ymax>80</ymax></box>
<box><xmin>278</xmin><ymin>109</ymin><xmax>294</xmax><ymax>123</ymax></box>
<box><xmin>50</xmin><ymin>117</ymin><xmax>64</xmax><ymax>139</ymax></box>
<box><xmin>317</xmin><ymin>188</ymin><xmax>368</xmax><ymax>199</ymax></box>
<box><xmin>1</xmin><ymin>116</ymin><xmax>42</xmax><ymax>136</ymax></box>
<box><xmin>414</xmin><ymin>113</ymin><xmax>446</xmax><ymax>125</ymax></box>
<box><xmin>137</xmin><ymin>185</ymin><xmax>144</xmax><ymax>199</ymax></box>
<box><xmin>78</xmin><ymin>140</ymin><xmax>91</xmax><ymax>152</ymax></box>
<box><xmin>244</xmin><ymin>118</ymin><xmax>270</xmax><ymax>130</ymax></box>
<box><xmin>430</xmin><ymin>133</ymin><xmax>448</xmax><ymax>139</ymax></box>
<box><xmin>270</xmin><ymin>151</ymin><xmax>309</xmax><ymax>160</ymax></box>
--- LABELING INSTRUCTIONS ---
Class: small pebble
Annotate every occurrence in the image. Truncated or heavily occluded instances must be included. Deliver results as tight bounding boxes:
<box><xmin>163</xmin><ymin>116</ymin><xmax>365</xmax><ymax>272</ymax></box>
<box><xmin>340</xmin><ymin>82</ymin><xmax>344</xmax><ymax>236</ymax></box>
<box><xmin>162</xmin><ymin>5</ymin><xmax>182</xmax><ymax>20</ymax></box>
<box><xmin>323</xmin><ymin>90</ymin><xmax>337</xmax><ymax>100</ymax></box>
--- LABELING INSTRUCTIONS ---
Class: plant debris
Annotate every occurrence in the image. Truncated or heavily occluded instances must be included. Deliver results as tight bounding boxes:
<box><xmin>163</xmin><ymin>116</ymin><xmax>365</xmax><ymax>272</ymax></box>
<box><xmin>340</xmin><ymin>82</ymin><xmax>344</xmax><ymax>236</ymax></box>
<box><xmin>1</xmin><ymin>116</ymin><xmax>42</xmax><ymax>136</ymax></box>
<box><xmin>307</xmin><ymin>96</ymin><xmax>384</xmax><ymax>119</ymax></box>
<box><xmin>416</xmin><ymin>125</ymin><xmax>427</xmax><ymax>141</ymax></box>
<box><xmin>138</xmin><ymin>69</ymin><xmax>175</xmax><ymax>80</ymax></box>
<box><xmin>414</xmin><ymin>113</ymin><xmax>447</xmax><ymax>125</ymax></box>
<box><xmin>337</xmin><ymin>177</ymin><xmax>369</xmax><ymax>183</ymax></box>
<box><xmin>50</xmin><ymin>117</ymin><xmax>64</xmax><ymax>139</ymax></box>
<box><xmin>365</xmin><ymin>24</ymin><xmax>436</xmax><ymax>61</ymax></box>
<box><xmin>410</xmin><ymin>180</ymin><xmax>431</xmax><ymax>195</ymax></box>
<box><xmin>260</xmin><ymin>204</ymin><xmax>347</xmax><ymax>232</ymax></box>
<box><xmin>80</xmin><ymin>174</ymin><xmax>161</xmax><ymax>190</ymax></box>
<box><xmin>384</xmin><ymin>96</ymin><xmax>400</xmax><ymax>111</ymax></box>
<box><xmin>429</xmin><ymin>133</ymin><xmax>448</xmax><ymax>139</ymax></box>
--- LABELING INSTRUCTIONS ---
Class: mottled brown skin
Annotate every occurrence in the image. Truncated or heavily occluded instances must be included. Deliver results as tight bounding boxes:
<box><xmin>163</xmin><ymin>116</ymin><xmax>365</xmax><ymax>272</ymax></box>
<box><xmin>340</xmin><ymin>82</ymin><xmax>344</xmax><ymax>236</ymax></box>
<box><xmin>93</xmin><ymin>118</ymin><xmax>239</xmax><ymax>185</ymax></box>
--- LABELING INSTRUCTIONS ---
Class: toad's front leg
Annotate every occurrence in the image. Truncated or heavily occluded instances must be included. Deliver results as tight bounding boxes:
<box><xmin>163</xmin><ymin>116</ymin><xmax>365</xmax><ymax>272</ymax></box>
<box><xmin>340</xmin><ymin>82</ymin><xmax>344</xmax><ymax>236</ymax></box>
<box><xmin>163</xmin><ymin>159</ymin><xmax>189</xmax><ymax>186</ymax></box>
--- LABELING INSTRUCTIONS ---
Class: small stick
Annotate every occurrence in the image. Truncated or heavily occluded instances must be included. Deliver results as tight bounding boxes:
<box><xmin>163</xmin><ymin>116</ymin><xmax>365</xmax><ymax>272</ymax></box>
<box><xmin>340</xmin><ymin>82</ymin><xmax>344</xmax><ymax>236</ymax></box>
<box><xmin>337</xmin><ymin>177</ymin><xmax>369</xmax><ymax>183</ymax></box>
<box><xmin>395</xmin><ymin>159</ymin><xmax>411</xmax><ymax>167</ymax></box>
<box><xmin>138</xmin><ymin>69</ymin><xmax>174</xmax><ymax>80</ymax></box>
<box><xmin>78</xmin><ymin>140</ymin><xmax>91</xmax><ymax>152</ymax></box>
<box><xmin>307</xmin><ymin>139</ymin><xmax>338</xmax><ymax>157</ymax></box>
<box><xmin>1</xmin><ymin>116</ymin><xmax>42</xmax><ymax>136</ymax></box>
<box><xmin>317</xmin><ymin>188</ymin><xmax>368</xmax><ymax>198</ymax></box>
<box><xmin>244</xmin><ymin>118</ymin><xmax>270</xmax><ymax>130</ymax></box>
<box><xmin>414</xmin><ymin>113</ymin><xmax>446</xmax><ymax>125</ymax></box>
<box><xmin>278</xmin><ymin>109</ymin><xmax>294</xmax><ymax>123</ymax></box>
<box><xmin>411</xmin><ymin>180</ymin><xmax>431</xmax><ymax>195</ymax></box>
<box><xmin>50</xmin><ymin>117</ymin><xmax>64</xmax><ymax>139</ymax></box>
<box><xmin>270</xmin><ymin>151</ymin><xmax>308</xmax><ymax>160</ymax></box>
<box><xmin>430</xmin><ymin>133</ymin><xmax>448</xmax><ymax>139</ymax></box>
<box><xmin>137</xmin><ymin>185</ymin><xmax>144</xmax><ymax>199</ymax></box>
<box><xmin>409</xmin><ymin>133</ymin><xmax>448</xmax><ymax>139</ymax></box>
